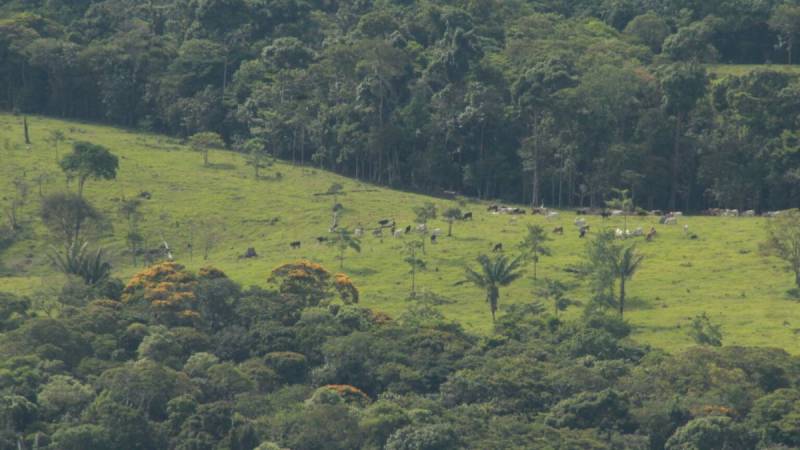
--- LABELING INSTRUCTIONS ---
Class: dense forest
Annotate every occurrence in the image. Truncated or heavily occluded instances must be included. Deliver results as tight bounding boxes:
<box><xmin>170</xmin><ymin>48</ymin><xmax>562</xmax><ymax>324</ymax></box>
<box><xmin>2</xmin><ymin>0</ymin><xmax>800</xmax><ymax>211</ymax></box>
<box><xmin>1</xmin><ymin>260</ymin><xmax>800</xmax><ymax>450</ymax></box>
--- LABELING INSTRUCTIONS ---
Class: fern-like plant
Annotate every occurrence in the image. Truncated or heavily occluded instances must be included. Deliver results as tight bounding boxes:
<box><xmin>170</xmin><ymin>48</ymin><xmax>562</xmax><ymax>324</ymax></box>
<box><xmin>49</xmin><ymin>241</ymin><xmax>111</xmax><ymax>285</ymax></box>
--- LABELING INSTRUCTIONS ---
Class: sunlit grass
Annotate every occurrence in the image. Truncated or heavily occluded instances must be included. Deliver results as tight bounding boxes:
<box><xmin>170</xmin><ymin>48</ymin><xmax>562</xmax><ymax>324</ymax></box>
<box><xmin>1</xmin><ymin>113</ymin><xmax>798</xmax><ymax>353</ymax></box>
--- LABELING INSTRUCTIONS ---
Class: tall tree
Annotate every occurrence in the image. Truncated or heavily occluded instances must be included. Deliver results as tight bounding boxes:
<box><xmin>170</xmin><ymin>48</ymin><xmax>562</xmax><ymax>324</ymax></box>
<box><xmin>328</xmin><ymin>228</ymin><xmax>361</xmax><ymax>269</ymax></box>
<box><xmin>769</xmin><ymin>5</ymin><xmax>800</xmax><ymax>64</ymax></box>
<box><xmin>659</xmin><ymin>64</ymin><xmax>707</xmax><ymax>211</ymax></box>
<box><xmin>459</xmin><ymin>254</ymin><xmax>525</xmax><ymax>321</ymax></box>
<box><xmin>518</xmin><ymin>224</ymin><xmax>552</xmax><ymax>280</ymax></box>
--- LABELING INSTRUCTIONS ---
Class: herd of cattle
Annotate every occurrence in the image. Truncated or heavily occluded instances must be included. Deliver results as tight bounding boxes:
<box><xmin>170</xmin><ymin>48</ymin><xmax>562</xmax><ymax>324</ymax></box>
<box><xmin>286</xmin><ymin>204</ymin><xmax>780</xmax><ymax>250</ymax></box>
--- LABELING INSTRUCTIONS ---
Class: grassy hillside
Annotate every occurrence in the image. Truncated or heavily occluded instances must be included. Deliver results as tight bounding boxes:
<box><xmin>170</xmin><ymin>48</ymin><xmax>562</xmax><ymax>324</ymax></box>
<box><xmin>707</xmin><ymin>64</ymin><xmax>800</xmax><ymax>78</ymax></box>
<box><xmin>1</xmin><ymin>113</ymin><xmax>798</xmax><ymax>353</ymax></box>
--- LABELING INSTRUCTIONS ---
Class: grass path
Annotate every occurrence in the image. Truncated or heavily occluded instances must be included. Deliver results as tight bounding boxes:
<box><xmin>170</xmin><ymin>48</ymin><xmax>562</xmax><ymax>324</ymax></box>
<box><xmin>1</xmin><ymin>114</ymin><xmax>798</xmax><ymax>353</ymax></box>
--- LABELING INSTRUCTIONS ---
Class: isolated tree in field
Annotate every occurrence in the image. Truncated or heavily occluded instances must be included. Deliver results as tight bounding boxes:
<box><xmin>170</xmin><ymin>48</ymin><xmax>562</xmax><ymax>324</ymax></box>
<box><xmin>536</xmin><ymin>278</ymin><xmax>579</xmax><ymax>318</ymax></box>
<box><xmin>762</xmin><ymin>210</ymin><xmax>800</xmax><ymax>289</ymax></box>
<box><xmin>459</xmin><ymin>254</ymin><xmax>524</xmax><ymax>321</ymax></box>
<box><xmin>59</xmin><ymin>142</ymin><xmax>119</xmax><ymax>196</ymax></box>
<box><xmin>46</xmin><ymin>129</ymin><xmax>65</xmax><ymax>161</ymax></box>
<box><xmin>243</xmin><ymin>138</ymin><xmax>267</xmax><ymax>178</ymax></box>
<box><xmin>189</xmin><ymin>132</ymin><xmax>224</xmax><ymax>167</ymax></box>
<box><xmin>585</xmin><ymin>230</ymin><xmax>644</xmax><ymax>317</ymax></box>
<box><xmin>688</xmin><ymin>312</ymin><xmax>723</xmax><ymax>346</ymax></box>
<box><xmin>518</xmin><ymin>224</ymin><xmax>551</xmax><ymax>279</ymax></box>
<box><xmin>328</xmin><ymin>228</ymin><xmax>361</xmax><ymax>269</ymax></box>
<box><xmin>40</xmin><ymin>192</ymin><xmax>102</xmax><ymax>247</ymax></box>
<box><xmin>4</xmin><ymin>175</ymin><xmax>29</xmax><ymax>231</ymax></box>
<box><xmin>118</xmin><ymin>199</ymin><xmax>144</xmax><ymax>265</ymax></box>
<box><xmin>404</xmin><ymin>240</ymin><xmax>426</xmax><ymax>296</ymax></box>
<box><xmin>769</xmin><ymin>5</ymin><xmax>800</xmax><ymax>64</ymax></box>
<box><xmin>443</xmin><ymin>208</ymin><xmax>463</xmax><ymax>237</ymax></box>
<box><xmin>327</xmin><ymin>183</ymin><xmax>344</xmax><ymax>205</ymax></box>
<box><xmin>413</xmin><ymin>202</ymin><xmax>437</xmax><ymax>224</ymax></box>
<box><xmin>606</xmin><ymin>188</ymin><xmax>634</xmax><ymax>229</ymax></box>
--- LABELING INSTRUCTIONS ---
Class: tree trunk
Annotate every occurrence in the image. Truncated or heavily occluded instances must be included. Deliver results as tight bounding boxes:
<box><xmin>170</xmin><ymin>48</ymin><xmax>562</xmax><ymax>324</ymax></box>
<box><xmin>203</xmin><ymin>150</ymin><xmax>209</xmax><ymax>167</ymax></box>
<box><xmin>448</xmin><ymin>221</ymin><xmax>453</xmax><ymax>237</ymax></box>
<box><xmin>619</xmin><ymin>276</ymin><xmax>626</xmax><ymax>317</ymax></box>
<box><xmin>669</xmin><ymin>114</ymin><xmax>683</xmax><ymax>211</ymax></box>
<box><xmin>23</xmin><ymin>116</ymin><xmax>30</xmax><ymax>145</ymax></box>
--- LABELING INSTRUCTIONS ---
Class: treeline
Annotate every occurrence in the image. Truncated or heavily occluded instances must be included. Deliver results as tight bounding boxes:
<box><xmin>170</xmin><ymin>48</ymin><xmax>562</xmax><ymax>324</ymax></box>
<box><xmin>2</xmin><ymin>0</ymin><xmax>800</xmax><ymax>210</ymax></box>
<box><xmin>0</xmin><ymin>259</ymin><xmax>800</xmax><ymax>449</ymax></box>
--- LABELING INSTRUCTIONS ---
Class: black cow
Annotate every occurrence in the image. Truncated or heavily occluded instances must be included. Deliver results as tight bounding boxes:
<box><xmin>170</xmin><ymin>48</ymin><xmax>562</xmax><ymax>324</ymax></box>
<box><xmin>290</xmin><ymin>241</ymin><xmax>301</xmax><ymax>249</ymax></box>
<box><xmin>492</xmin><ymin>243</ymin><xmax>503</xmax><ymax>252</ymax></box>
<box><xmin>579</xmin><ymin>226</ymin><xmax>590</xmax><ymax>238</ymax></box>
<box><xmin>405</xmin><ymin>225</ymin><xmax>412</xmax><ymax>234</ymax></box>
<box><xmin>462</xmin><ymin>212</ymin><xmax>473</xmax><ymax>220</ymax></box>
<box><xmin>553</xmin><ymin>226</ymin><xmax>564</xmax><ymax>235</ymax></box>
<box><xmin>431</xmin><ymin>234</ymin><xmax>437</xmax><ymax>244</ymax></box>
<box><xmin>316</xmin><ymin>237</ymin><xmax>328</xmax><ymax>244</ymax></box>
<box><xmin>378</xmin><ymin>218</ymin><xmax>393</xmax><ymax>227</ymax></box>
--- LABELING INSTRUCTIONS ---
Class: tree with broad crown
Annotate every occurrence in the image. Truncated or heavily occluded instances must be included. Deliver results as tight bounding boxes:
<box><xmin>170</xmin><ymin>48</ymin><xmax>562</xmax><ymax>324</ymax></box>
<box><xmin>188</xmin><ymin>132</ymin><xmax>224</xmax><ymax>167</ymax></box>
<box><xmin>59</xmin><ymin>142</ymin><xmax>118</xmax><ymax>197</ymax></box>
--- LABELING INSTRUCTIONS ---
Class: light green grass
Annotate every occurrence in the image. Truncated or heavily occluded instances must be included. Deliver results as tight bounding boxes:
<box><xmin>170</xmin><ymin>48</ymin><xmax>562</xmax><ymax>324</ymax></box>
<box><xmin>1</xmin><ymin>114</ymin><xmax>798</xmax><ymax>353</ymax></box>
<box><xmin>706</xmin><ymin>64</ymin><xmax>800</xmax><ymax>78</ymax></box>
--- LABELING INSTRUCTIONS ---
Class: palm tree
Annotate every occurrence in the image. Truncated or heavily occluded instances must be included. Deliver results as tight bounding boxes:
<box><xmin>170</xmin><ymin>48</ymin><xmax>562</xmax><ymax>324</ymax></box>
<box><xmin>615</xmin><ymin>244</ymin><xmax>644</xmax><ymax>318</ymax></box>
<box><xmin>459</xmin><ymin>254</ymin><xmax>525</xmax><ymax>321</ymax></box>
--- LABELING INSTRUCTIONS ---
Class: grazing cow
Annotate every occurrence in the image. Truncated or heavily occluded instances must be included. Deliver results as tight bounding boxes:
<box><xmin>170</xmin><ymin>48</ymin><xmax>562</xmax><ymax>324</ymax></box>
<box><xmin>610</xmin><ymin>209</ymin><xmax>623</xmax><ymax>217</ymax></box>
<box><xmin>492</xmin><ymin>243</ymin><xmax>503</xmax><ymax>252</ymax></box>
<box><xmin>546</xmin><ymin>211</ymin><xmax>559</xmax><ymax>220</ymax></box>
<box><xmin>354</xmin><ymin>226</ymin><xmax>364</xmax><ymax>237</ymax></box>
<box><xmin>462</xmin><ymin>212</ymin><xmax>473</xmax><ymax>220</ymax></box>
<box><xmin>600</xmin><ymin>210</ymin><xmax>612</xmax><ymax>219</ymax></box>
<box><xmin>683</xmin><ymin>224</ymin><xmax>689</xmax><ymax>235</ymax></box>
<box><xmin>378</xmin><ymin>218</ymin><xmax>393</xmax><ymax>227</ymax></box>
<box><xmin>579</xmin><ymin>225</ymin><xmax>590</xmax><ymax>238</ymax></box>
<box><xmin>290</xmin><ymin>241</ymin><xmax>301</xmax><ymax>249</ymax></box>
<box><xmin>664</xmin><ymin>216</ymin><xmax>678</xmax><ymax>225</ymax></box>
<box><xmin>488</xmin><ymin>204</ymin><xmax>500</xmax><ymax>212</ymax></box>
<box><xmin>431</xmin><ymin>234</ymin><xmax>437</xmax><ymax>244</ymax></box>
<box><xmin>394</xmin><ymin>229</ymin><xmax>403</xmax><ymax>238</ymax></box>
<box><xmin>574</xmin><ymin>218</ymin><xmax>587</xmax><ymax>228</ymax></box>
<box><xmin>405</xmin><ymin>225</ymin><xmax>412</xmax><ymax>234</ymax></box>
<box><xmin>416</xmin><ymin>224</ymin><xmax>427</xmax><ymax>233</ymax></box>
<box><xmin>615</xmin><ymin>228</ymin><xmax>625</xmax><ymax>239</ymax></box>
<box><xmin>432</xmin><ymin>228</ymin><xmax>443</xmax><ymax>237</ymax></box>
<box><xmin>553</xmin><ymin>226</ymin><xmax>564</xmax><ymax>235</ymax></box>
<box><xmin>743</xmin><ymin>210</ymin><xmax>756</xmax><ymax>217</ymax></box>
<box><xmin>139</xmin><ymin>191</ymin><xmax>152</xmax><ymax>200</ymax></box>
<box><xmin>632</xmin><ymin>227</ymin><xmax>644</xmax><ymax>237</ymax></box>
<box><xmin>372</xmin><ymin>228</ymin><xmax>383</xmax><ymax>237</ymax></box>
<box><xmin>646</xmin><ymin>227</ymin><xmax>657</xmax><ymax>241</ymax></box>
<box><xmin>576</xmin><ymin>208</ymin><xmax>589</xmax><ymax>215</ymax></box>
<box><xmin>316</xmin><ymin>236</ymin><xmax>329</xmax><ymax>244</ymax></box>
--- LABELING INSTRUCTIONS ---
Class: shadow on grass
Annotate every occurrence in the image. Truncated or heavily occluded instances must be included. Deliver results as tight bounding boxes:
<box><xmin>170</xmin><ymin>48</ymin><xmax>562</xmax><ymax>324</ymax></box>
<box><xmin>207</xmin><ymin>162</ymin><xmax>237</xmax><ymax>170</ymax></box>
<box><xmin>348</xmin><ymin>267</ymin><xmax>379</xmax><ymax>276</ymax></box>
<box><xmin>626</xmin><ymin>296</ymin><xmax>655</xmax><ymax>311</ymax></box>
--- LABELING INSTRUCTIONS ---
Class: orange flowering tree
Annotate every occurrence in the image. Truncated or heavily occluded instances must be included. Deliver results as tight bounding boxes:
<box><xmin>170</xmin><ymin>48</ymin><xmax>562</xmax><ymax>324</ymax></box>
<box><xmin>121</xmin><ymin>262</ymin><xmax>200</xmax><ymax>326</ymax></box>
<box><xmin>270</xmin><ymin>260</ymin><xmax>360</xmax><ymax>307</ymax></box>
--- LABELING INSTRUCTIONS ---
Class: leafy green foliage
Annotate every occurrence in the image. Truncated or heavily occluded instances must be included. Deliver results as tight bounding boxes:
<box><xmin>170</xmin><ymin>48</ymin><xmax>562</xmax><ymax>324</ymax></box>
<box><xmin>48</xmin><ymin>241</ymin><xmax>111</xmax><ymax>286</ymax></box>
